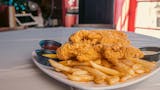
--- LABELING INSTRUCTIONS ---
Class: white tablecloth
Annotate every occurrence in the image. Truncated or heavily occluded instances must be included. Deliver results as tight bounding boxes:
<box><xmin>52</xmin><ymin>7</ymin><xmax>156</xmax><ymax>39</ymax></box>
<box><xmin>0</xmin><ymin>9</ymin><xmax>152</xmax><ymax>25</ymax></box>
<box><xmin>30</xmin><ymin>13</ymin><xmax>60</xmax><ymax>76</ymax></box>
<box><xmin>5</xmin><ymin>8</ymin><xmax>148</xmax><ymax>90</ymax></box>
<box><xmin>0</xmin><ymin>27</ymin><xmax>160</xmax><ymax>90</ymax></box>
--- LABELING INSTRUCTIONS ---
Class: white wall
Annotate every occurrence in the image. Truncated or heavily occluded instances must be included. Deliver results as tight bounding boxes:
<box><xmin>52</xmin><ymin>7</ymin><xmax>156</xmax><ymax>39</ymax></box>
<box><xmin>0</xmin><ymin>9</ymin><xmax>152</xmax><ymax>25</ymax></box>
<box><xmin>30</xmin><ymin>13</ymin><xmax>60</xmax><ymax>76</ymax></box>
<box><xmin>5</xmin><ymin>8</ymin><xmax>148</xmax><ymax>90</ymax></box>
<box><xmin>136</xmin><ymin>2</ymin><xmax>158</xmax><ymax>28</ymax></box>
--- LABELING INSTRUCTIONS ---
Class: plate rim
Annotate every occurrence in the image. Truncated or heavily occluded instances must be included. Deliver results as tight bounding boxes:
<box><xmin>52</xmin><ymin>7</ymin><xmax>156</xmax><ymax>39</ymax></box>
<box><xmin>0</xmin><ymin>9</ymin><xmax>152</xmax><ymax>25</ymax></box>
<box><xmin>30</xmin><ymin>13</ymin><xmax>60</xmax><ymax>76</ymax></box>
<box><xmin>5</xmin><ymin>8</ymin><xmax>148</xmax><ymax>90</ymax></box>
<box><xmin>32</xmin><ymin>51</ymin><xmax>160</xmax><ymax>90</ymax></box>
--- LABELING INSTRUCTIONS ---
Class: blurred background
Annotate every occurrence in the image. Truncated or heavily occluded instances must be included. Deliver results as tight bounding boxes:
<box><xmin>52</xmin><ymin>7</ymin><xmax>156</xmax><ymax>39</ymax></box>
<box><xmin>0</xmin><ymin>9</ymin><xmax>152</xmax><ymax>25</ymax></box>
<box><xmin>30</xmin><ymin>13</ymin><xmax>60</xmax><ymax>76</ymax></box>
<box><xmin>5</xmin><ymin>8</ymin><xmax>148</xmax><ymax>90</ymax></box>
<box><xmin>0</xmin><ymin>0</ymin><xmax>159</xmax><ymax>38</ymax></box>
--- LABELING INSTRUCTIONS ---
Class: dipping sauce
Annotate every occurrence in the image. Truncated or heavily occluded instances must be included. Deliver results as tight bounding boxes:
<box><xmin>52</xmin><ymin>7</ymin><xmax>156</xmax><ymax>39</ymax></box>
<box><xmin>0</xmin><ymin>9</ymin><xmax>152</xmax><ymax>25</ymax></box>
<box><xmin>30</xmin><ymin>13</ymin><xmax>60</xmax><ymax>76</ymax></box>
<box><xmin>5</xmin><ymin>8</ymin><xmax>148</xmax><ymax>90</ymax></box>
<box><xmin>39</xmin><ymin>40</ymin><xmax>62</xmax><ymax>50</ymax></box>
<box><xmin>143</xmin><ymin>51</ymin><xmax>158</xmax><ymax>55</ymax></box>
<box><xmin>43</xmin><ymin>45</ymin><xmax>60</xmax><ymax>50</ymax></box>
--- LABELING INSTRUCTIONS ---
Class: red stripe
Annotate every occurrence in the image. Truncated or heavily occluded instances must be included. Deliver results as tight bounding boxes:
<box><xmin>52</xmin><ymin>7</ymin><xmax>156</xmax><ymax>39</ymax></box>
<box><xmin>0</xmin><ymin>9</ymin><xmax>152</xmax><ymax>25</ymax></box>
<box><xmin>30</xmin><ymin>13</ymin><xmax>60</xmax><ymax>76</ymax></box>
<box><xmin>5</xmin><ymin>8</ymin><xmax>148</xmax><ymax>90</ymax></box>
<box><xmin>128</xmin><ymin>0</ymin><xmax>137</xmax><ymax>32</ymax></box>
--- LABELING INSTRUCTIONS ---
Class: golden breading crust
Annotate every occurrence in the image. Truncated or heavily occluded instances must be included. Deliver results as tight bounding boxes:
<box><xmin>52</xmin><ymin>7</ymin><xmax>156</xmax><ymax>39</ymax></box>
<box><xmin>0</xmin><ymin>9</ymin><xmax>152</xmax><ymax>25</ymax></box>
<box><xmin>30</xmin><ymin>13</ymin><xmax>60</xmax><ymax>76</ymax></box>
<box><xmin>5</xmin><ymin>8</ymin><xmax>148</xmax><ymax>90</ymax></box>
<box><xmin>56</xmin><ymin>43</ymin><xmax>74</xmax><ymax>60</ymax></box>
<box><xmin>57</xmin><ymin>30</ymin><xmax>144</xmax><ymax>62</ymax></box>
<box><xmin>56</xmin><ymin>42</ymin><xmax>101</xmax><ymax>61</ymax></box>
<box><xmin>69</xmin><ymin>30</ymin><xmax>130</xmax><ymax>46</ymax></box>
<box><xmin>102</xmin><ymin>45</ymin><xmax>144</xmax><ymax>60</ymax></box>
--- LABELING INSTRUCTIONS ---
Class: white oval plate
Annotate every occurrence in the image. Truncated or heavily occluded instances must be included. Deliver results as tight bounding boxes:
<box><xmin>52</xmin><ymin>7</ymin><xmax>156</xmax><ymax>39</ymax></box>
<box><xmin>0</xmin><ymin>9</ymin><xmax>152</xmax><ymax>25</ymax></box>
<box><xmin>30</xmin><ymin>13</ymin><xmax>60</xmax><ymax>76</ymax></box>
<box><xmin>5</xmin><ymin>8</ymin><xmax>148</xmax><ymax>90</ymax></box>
<box><xmin>32</xmin><ymin>51</ymin><xmax>160</xmax><ymax>90</ymax></box>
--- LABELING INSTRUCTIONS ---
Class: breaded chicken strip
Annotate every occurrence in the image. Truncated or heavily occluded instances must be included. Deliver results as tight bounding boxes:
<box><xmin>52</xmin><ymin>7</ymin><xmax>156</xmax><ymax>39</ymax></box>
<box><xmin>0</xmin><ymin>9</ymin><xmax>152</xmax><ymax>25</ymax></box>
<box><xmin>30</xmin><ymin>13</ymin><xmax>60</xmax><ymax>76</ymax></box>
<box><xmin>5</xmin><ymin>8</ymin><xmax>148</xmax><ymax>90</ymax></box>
<box><xmin>102</xmin><ymin>45</ymin><xmax>144</xmax><ymax>60</ymax></box>
<box><xmin>75</xmin><ymin>43</ymin><xmax>101</xmax><ymax>62</ymax></box>
<box><xmin>56</xmin><ymin>43</ymin><xmax>74</xmax><ymax>60</ymax></box>
<box><xmin>69</xmin><ymin>30</ymin><xmax>102</xmax><ymax>44</ymax></box>
<box><xmin>56</xmin><ymin>42</ymin><xmax>100</xmax><ymax>61</ymax></box>
<box><xmin>69</xmin><ymin>30</ymin><xmax>130</xmax><ymax>46</ymax></box>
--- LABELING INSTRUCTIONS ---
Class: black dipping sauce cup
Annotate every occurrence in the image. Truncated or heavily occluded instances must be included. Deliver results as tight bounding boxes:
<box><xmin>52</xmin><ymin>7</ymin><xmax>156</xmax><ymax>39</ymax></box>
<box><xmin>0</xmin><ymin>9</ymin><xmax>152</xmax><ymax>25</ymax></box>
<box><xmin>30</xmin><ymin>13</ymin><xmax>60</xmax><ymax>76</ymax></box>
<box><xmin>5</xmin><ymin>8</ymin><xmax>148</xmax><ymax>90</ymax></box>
<box><xmin>35</xmin><ymin>49</ymin><xmax>60</xmax><ymax>66</ymax></box>
<box><xmin>39</xmin><ymin>40</ymin><xmax>62</xmax><ymax>50</ymax></box>
<box><xmin>140</xmin><ymin>47</ymin><xmax>160</xmax><ymax>62</ymax></box>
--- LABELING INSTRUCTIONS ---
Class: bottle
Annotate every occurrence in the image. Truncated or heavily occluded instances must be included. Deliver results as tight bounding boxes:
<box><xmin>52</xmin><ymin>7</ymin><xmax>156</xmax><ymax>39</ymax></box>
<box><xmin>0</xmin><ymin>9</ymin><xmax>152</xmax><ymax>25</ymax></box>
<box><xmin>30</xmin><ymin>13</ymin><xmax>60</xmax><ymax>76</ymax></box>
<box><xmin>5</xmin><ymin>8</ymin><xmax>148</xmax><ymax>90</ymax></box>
<box><xmin>8</xmin><ymin>6</ymin><xmax>16</xmax><ymax>28</ymax></box>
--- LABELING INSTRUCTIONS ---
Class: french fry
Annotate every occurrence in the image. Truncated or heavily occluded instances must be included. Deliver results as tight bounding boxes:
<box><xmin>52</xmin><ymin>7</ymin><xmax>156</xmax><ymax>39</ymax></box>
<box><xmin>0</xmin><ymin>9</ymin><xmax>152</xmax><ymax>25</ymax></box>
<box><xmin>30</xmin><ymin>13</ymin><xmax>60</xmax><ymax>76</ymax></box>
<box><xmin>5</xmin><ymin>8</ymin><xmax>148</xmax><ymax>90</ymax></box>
<box><xmin>131</xmin><ymin>64</ymin><xmax>145</xmax><ymax>74</ymax></box>
<box><xmin>135</xmin><ymin>69</ymin><xmax>145</xmax><ymax>74</ymax></box>
<box><xmin>132</xmin><ymin>64</ymin><xmax>142</xmax><ymax>70</ymax></box>
<box><xmin>129</xmin><ymin>58</ymin><xmax>156</xmax><ymax>73</ymax></box>
<box><xmin>129</xmin><ymin>58</ymin><xmax>156</xmax><ymax>69</ymax></box>
<box><xmin>54</xmin><ymin>68</ymin><xmax>61</xmax><ymax>72</ymax></box>
<box><xmin>121</xmin><ymin>59</ymin><xmax>135</xmax><ymax>67</ymax></box>
<box><xmin>72</xmin><ymin>69</ymin><xmax>89</xmax><ymax>75</ymax></box>
<box><xmin>107</xmin><ymin>76</ymin><xmax>120</xmax><ymax>85</ymax></box>
<box><xmin>75</xmin><ymin>66</ymin><xmax>120</xmax><ymax>85</ymax></box>
<box><xmin>49</xmin><ymin>59</ymin><xmax>73</xmax><ymax>73</ymax></box>
<box><xmin>120</xmin><ymin>74</ymin><xmax>133</xmax><ymax>82</ymax></box>
<box><xmin>90</xmin><ymin>61</ymin><xmax>120</xmax><ymax>75</ymax></box>
<box><xmin>59</xmin><ymin>60</ymin><xmax>90</xmax><ymax>66</ymax></box>
<box><xmin>115</xmin><ymin>62</ymin><xmax>135</xmax><ymax>75</ymax></box>
<box><xmin>67</xmin><ymin>74</ymin><xmax>94</xmax><ymax>82</ymax></box>
<box><xmin>75</xmin><ymin>66</ymin><xmax>107</xmax><ymax>84</ymax></box>
<box><xmin>60</xmin><ymin>59</ymin><xmax>101</xmax><ymax>66</ymax></box>
<box><xmin>113</xmin><ymin>66</ymin><xmax>125</xmax><ymax>76</ymax></box>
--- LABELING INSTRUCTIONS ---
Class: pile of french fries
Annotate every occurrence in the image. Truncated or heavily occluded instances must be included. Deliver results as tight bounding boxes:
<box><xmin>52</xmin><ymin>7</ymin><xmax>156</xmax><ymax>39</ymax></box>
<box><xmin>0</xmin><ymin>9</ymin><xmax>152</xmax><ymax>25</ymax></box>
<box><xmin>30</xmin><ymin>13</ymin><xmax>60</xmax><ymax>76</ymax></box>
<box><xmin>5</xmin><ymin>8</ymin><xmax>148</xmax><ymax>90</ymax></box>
<box><xmin>48</xmin><ymin>57</ymin><xmax>156</xmax><ymax>85</ymax></box>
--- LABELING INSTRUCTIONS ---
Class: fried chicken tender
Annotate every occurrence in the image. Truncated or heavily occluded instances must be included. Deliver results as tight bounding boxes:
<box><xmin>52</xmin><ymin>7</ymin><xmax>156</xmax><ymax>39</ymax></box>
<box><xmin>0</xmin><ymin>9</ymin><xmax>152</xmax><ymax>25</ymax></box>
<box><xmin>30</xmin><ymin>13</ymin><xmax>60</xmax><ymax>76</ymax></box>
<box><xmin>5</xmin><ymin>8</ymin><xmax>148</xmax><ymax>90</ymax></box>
<box><xmin>69</xmin><ymin>30</ymin><xmax>130</xmax><ymax>46</ymax></box>
<box><xmin>102</xmin><ymin>45</ymin><xmax>144</xmax><ymax>60</ymax></box>
<box><xmin>57</xmin><ymin>42</ymin><xmax>100</xmax><ymax>61</ymax></box>
<box><xmin>56</xmin><ymin>43</ymin><xmax>74</xmax><ymax>60</ymax></box>
<box><xmin>69</xmin><ymin>30</ymin><xmax>102</xmax><ymax>44</ymax></box>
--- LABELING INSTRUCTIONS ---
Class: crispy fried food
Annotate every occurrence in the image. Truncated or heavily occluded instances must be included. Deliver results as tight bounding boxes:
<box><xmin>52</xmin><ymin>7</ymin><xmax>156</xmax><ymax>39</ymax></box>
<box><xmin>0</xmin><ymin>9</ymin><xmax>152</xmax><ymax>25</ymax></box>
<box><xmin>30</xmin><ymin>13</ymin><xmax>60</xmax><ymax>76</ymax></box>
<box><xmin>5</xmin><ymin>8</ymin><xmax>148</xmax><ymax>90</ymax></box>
<box><xmin>49</xmin><ymin>59</ymin><xmax>73</xmax><ymax>73</ymax></box>
<box><xmin>59</xmin><ymin>59</ymin><xmax>101</xmax><ymax>66</ymax></box>
<box><xmin>67</xmin><ymin>74</ymin><xmax>94</xmax><ymax>82</ymax></box>
<box><xmin>90</xmin><ymin>61</ymin><xmax>120</xmax><ymax>76</ymax></box>
<box><xmin>103</xmin><ymin>45</ymin><xmax>144</xmax><ymax>60</ymax></box>
<box><xmin>69</xmin><ymin>30</ymin><xmax>101</xmax><ymax>44</ymax></box>
<box><xmin>129</xmin><ymin>58</ymin><xmax>156</xmax><ymax>72</ymax></box>
<box><xmin>56</xmin><ymin>43</ymin><xmax>74</xmax><ymax>60</ymax></box>
<box><xmin>57</xmin><ymin>30</ymin><xmax>133</xmax><ymax>61</ymax></box>
<box><xmin>75</xmin><ymin>66</ymin><xmax>120</xmax><ymax>85</ymax></box>
<box><xmin>69</xmin><ymin>30</ymin><xmax>130</xmax><ymax>45</ymax></box>
<box><xmin>57</xmin><ymin>42</ymin><xmax>101</xmax><ymax>61</ymax></box>
<box><xmin>101</xmin><ymin>59</ymin><xmax>112</xmax><ymax>68</ymax></box>
<box><xmin>49</xmin><ymin>30</ymin><xmax>156</xmax><ymax>85</ymax></box>
<box><xmin>75</xmin><ymin>66</ymin><xmax>108</xmax><ymax>84</ymax></box>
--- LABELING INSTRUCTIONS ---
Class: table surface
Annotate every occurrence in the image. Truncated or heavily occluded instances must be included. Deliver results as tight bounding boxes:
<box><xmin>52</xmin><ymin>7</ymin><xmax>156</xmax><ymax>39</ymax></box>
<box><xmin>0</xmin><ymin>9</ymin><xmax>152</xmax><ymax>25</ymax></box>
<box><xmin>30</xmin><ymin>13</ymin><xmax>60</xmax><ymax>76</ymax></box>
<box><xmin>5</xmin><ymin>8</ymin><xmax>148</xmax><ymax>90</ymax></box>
<box><xmin>0</xmin><ymin>27</ymin><xmax>160</xmax><ymax>90</ymax></box>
